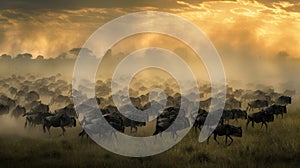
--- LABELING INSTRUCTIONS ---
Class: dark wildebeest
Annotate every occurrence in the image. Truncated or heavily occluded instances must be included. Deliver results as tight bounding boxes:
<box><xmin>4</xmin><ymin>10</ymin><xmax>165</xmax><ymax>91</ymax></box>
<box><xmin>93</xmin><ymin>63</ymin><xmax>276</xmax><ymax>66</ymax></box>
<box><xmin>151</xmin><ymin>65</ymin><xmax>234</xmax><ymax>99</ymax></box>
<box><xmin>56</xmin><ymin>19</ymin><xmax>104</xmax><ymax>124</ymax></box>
<box><xmin>247</xmin><ymin>100</ymin><xmax>268</xmax><ymax>111</ymax></box>
<box><xmin>276</xmin><ymin>96</ymin><xmax>291</xmax><ymax>106</ymax></box>
<box><xmin>246</xmin><ymin>109</ymin><xmax>274</xmax><ymax>130</ymax></box>
<box><xmin>0</xmin><ymin>95</ymin><xmax>16</xmax><ymax>110</ymax></box>
<box><xmin>0</xmin><ymin>104</ymin><xmax>9</xmax><ymax>115</ymax></box>
<box><xmin>25</xmin><ymin>91</ymin><xmax>40</xmax><ymax>102</ymax></box>
<box><xmin>193</xmin><ymin>109</ymin><xmax>208</xmax><ymax>131</ymax></box>
<box><xmin>43</xmin><ymin>113</ymin><xmax>76</xmax><ymax>136</ymax></box>
<box><xmin>268</xmin><ymin>104</ymin><xmax>287</xmax><ymax>118</ymax></box>
<box><xmin>232</xmin><ymin>109</ymin><xmax>247</xmax><ymax>120</ymax></box>
<box><xmin>11</xmin><ymin>105</ymin><xmax>26</xmax><ymax>119</ymax></box>
<box><xmin>23</xmin><ymin>111</ymin><xmax>54</xmax><ymax>128</ymax></box>
<box><xmin>9</xmin><ymin>87</ymin><xmax>17</xmax><ymax>96</ymax></box>
<box><xmin>225</xmin><ymin>97</ymin><xmax>242</xmax><ymax>110</ymax></box>
<box><xmin>200</xmin><ymin>98</ymin><xmax>212</xmax><ymax>110</ymax></box>
<box><xmin>283</xmin><ymin>89</ymin><xmax>296</xmax><ymax>97</ymax></box>
<box><xmin>207</xmin><ymin>124</ymin><xmax>242</xmax><ymax>146</ymax></box>
<box><xmin>221</xmin><ymin>110</ymin><xmax>235</xmax><ymax>123</ymax></box>
<box><xmin>49</xmin><ymin>95</ymin><xmax>72</xmax><ymax>106</ymax></box>
<box><xmin>153</xmin><ymin>107</ymin><xmax>189</xmax><ymax>139</ymax></box>
<box><xmin>55</xmin><ymin>104</ymin><xmax>77</xmax><ymax>118</ymax></box>
<box><xmin>31</xmin><ymin>103</ymin><xmax>49</xmax><ymax>113</ymax></box>
<box><xmin>79</xmin><ymin>112</ymin><xmax>125</xmax><ymax>140</ymax></box>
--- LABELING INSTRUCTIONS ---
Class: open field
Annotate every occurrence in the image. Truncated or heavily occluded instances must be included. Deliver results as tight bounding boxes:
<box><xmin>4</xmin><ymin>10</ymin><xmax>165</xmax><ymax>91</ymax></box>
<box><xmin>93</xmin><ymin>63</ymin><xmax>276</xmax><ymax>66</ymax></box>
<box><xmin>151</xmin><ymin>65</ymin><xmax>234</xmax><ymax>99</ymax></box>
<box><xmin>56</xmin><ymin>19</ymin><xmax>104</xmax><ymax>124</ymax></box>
<box><xmin>0</xmin><ymin>110</ymin><xmax>299</xmax><ymax>168</ymax></box>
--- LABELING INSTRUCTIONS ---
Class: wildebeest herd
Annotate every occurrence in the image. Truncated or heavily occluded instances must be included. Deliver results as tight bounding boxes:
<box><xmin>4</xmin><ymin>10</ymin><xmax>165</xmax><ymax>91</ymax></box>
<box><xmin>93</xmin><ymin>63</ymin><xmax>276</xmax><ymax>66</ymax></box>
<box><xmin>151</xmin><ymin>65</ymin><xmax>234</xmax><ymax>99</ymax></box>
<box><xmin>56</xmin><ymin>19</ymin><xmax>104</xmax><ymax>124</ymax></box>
<box><xmin>0</xmin><ymin>74</ymin><xmax>294</xmax><ymax>146</ymax></box>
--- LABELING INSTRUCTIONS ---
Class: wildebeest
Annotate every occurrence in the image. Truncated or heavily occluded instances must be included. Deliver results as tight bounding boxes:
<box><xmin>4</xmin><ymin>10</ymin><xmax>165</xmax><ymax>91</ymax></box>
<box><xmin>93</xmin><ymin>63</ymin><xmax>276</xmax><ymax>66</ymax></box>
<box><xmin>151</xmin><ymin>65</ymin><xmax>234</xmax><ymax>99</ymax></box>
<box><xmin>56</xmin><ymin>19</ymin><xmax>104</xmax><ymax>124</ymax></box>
<box><xmin>31</xmin><ymin>103</ymin><xmax>49</xmax><ymax>113</ymax></box>
<box><xmin>200</xmin><ymin>98</ymin><xmax>211</xmax><ymax>110</ymax></box>
<box><xmin>79</xmin><ymin>112</ymin><xmax>125</xmax><ymax>140</ymax></box>
<box><xmin>55</xmin><ymin>103</ymin><xmax>76</xmax><ymax>118</ymax></box>
<box><xmin>49</xmin><ymin>95</ymin><xmax>72</xmax><ymax>106</ymax></box>
<box><xmin>11</xmin><ymin>105</ymin><xmax>26</xmax><ymax>119</ymax></box>
<box><xmin>232</xmin><ymin>109</ymin><xmax>247</xmax><ymax>120</ymax></box>
<box><xmin>25</xmin><ymin>91</ymin><xmax>40</xmax><ymax>102</ymax></box>
<box><xmin>0</xmin><ymin>104</ymin><xmax>9</xmax><ymax>115</ymax></box>
<box><xmin>283</xmin><ymin>89</ymin><xmax>296</xmax><ymax>97</ymax></box>
<box><xmin>276</xmin><ymin>96</ymin><xmax>291</xmax><ymax>106</ymax></box>
<box><xmin>221</xmin><ymin>110</ymin><xmax>235</xmax><ymax>123</ymax></box>
<box><xmin>0</xmin><ymin>95</ymin><xmax>16</xmax><ymax>109</ymax></box>
<box><xmin>268</xmin><ymin>104</ymin><xmax>287</xmax><ymax>118</ymax></box>
<box><xmin>193</xmin><ymin>109</ymin><xmax>208</xmax><ymax>131</ymax></box>
<box><xmin>246</xmin><ymin>110</ymin><xmax>274</xmax><ymax>130</ymax></box>
<box><xmin>247</xmin><ymin>100</ymin><xmax>268</xmax><ymax>111</ymax></box>
<box><xmin>43</xmin><ymin>113</ymin><xmax>76</xmax><ymax>136</ymax></box>
<box><xmin>225</xmin><ymin>97</ymin><xmax>242</xmax><ymax>110</ymax></box>
<box><xmin>207</xmin><ymin>124</ymin><xmax>242</xmax><ymax>146</ymax></box>
<box><xmin>23</xmin><ymin>111</ymin><xmax>54</xmax><ymax>128</ymax></box>
<box><xmin>153</xmin><ymin>107</ymin><xmax>189</xmax><ymax>139</ymax></box>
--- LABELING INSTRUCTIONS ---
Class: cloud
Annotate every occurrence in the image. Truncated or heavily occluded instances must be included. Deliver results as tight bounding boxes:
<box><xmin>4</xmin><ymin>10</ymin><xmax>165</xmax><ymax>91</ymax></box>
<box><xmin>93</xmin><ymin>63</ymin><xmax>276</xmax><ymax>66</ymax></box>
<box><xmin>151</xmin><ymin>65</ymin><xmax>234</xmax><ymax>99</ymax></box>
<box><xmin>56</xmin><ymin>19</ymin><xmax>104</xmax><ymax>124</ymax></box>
<box><xmin>0</xmin><ymin>0</ymin><xmax>195</xmax><ymax>10</ymax></box>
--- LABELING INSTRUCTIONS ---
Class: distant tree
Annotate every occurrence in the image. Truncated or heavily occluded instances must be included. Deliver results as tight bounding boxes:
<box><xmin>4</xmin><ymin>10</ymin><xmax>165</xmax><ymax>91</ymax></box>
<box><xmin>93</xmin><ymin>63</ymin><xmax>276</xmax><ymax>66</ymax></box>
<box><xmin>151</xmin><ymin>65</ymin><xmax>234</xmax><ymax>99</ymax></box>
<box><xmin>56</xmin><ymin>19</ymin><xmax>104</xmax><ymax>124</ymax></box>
<box><xmin>15</xmin><ymin>53</ymin><xmax>32</xmax><ymax>59</ymax></box>
<box><xmin>0</xmin><ymin>54</ymin><xmax>12</xmax><ymax>60</ymax></box>
<box><xmin>36</xmin><ymin>55</ymin><xmax>44</xmax><ymax>60</ymax></box>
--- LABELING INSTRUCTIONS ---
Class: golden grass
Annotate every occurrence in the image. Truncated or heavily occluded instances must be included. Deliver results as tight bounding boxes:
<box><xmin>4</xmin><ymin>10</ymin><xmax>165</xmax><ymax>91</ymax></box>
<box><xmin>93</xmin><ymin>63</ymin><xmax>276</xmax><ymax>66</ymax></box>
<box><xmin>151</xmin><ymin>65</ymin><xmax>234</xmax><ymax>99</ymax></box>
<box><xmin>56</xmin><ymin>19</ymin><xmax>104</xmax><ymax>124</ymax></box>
<box><xmin>0</xmin><ymin>111</ymin><xmax>299</xmax><ymax>168</ymax></box>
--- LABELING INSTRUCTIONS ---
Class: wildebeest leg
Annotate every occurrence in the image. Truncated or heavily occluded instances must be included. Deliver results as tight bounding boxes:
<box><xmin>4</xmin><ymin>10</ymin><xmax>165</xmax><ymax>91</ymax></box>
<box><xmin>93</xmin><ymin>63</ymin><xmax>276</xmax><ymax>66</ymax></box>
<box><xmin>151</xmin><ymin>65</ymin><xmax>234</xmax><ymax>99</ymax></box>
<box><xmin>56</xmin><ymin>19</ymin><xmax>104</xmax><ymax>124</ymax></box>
<box><xmin>263</xmin><ymin>122</ymin><xmax>268</xmax><ymax>130</ymax></box>
<box><xmin>130</xmin><ymin>125</ymin><xmax>137</xmax><ymax>133</ymax></box>
<box><xmin>61</xmin><ymin>126</ymin><xmax>65</xmax><ymax>136</ymax></box>
<box><xmin>24</xmin><ymin>119</ymin><xmax>27</xmax><ymax>128</ymax></box>
<box><xmin>172</xmin><ymin>131</ymin><xmax>178</xmax><ymax>139</ymax></box>
<box><xmin>260</xmin><ymin>122</ymin><xmax>264</xmax><ymax>129</ymax></box>
<box><xmin>207</xmin><ymin>135</ymin><xmax>211</xmax><ymax>144</ymax></box>
<box><xmin>193</xmin><ymin>123</ymin><xmax>198</xmax><ymax>132</ymax></box>
<box><xmin>227</xmin><ymin>136</ymin><xmax>233</xmax><ymax>146</ymax></box>
<box><xmin>251</xmin><ymin>121</ymin><xmax>254</xmax><ymax>128</ymax></box>
<box><xmin>246</xmin><ymin>119</ymin><xmax>250</xmax><ymax>130</ymax></box>
<box><xmin>43</xmin><ymin>125</ymin><xmax>46</xmax><ymax>133</ymax></box>
<box><xmin>213</xmin><ymin>133</ymin><xmax>219</xmax><ymax>144</ymax></box>
<box><xmin>281</xmin><ymin>113</ymin><xmax>284</xmax><ymax>118</ymax></box>
<box><xmin>46</xmin><ymin>126</ymin><xmax>51</xmax><ymax>135</ymax></box>
<box><xmin>112</xmin><ymin>131</ymin><xmax>118</xmax><ymax>140</ymax></box>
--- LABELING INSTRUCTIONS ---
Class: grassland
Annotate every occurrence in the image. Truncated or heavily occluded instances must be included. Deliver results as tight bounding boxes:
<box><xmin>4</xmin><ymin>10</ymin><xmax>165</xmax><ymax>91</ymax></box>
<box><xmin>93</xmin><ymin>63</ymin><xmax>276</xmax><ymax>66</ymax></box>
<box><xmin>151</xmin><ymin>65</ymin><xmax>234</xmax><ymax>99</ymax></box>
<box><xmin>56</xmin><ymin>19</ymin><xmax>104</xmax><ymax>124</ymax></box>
<box><xmin>0</xmin><ymin>111</ymin><xmax>299</xmax><ymax>168</ymax></box>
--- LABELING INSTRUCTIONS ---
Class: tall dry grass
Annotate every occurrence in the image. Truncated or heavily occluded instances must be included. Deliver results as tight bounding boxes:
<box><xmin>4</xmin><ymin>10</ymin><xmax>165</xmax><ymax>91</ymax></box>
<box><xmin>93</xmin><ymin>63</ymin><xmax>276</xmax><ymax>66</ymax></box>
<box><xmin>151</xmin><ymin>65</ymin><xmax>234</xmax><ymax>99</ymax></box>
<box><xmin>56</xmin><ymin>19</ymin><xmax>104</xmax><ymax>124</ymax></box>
<box><xmin>0</xmin><ymin>111</ymin><xmax>299</xmax><ymax>168</ymax></box>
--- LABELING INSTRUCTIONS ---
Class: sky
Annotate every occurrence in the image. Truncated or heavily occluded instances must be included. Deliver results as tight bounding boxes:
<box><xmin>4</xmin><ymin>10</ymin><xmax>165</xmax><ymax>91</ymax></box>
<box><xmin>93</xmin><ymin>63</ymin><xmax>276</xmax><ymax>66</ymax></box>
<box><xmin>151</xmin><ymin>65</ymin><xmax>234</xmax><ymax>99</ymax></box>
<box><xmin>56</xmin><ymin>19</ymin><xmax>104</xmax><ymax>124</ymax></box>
<box><xmin>0</xmin><ymin>0</ymin><xmax>299</xmax><ymax>59</ymax></box>
<box><xmin>0</xmin><ymin>0</ymin><xmax>300</xmax><ymax>91</ymax></box>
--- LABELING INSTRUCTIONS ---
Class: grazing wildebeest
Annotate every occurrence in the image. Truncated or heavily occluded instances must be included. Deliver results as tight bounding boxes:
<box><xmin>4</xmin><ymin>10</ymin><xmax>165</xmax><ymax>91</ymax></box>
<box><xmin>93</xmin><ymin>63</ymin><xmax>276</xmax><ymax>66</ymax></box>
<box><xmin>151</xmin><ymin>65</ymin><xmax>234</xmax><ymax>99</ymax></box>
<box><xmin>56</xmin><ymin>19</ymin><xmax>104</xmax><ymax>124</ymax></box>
<box><xmin>11</xmin><ymin>105</ymin><xmax>26</xmax><ymax>119</ymax></box>
<box><xmin>43</xmin><ymin>113</ymin><xmax>76</xmax><ymax>136</ymax></box>
<box><xmin>0</xmin><ymin>104</ymin><xmax>9</xmax><ymax>115</ymax></box>
<box><xmin>247</xmin><ymin>100</ymin><xmax>268</xmax><ymax>111</ymax></box>
<box><xmin>246</xmin><ymin>110</ymin><xmax>274</xmax><ymax>130</ymax></box>
<box><xmin>207</xmin><ymin>124</ymin><xmax>242</xmax><ymax>146</ymax></box>
<box><xmin>276</xmin><ymin>96</ymin><xmax>291</xmax><ymax>106</ymax></box>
